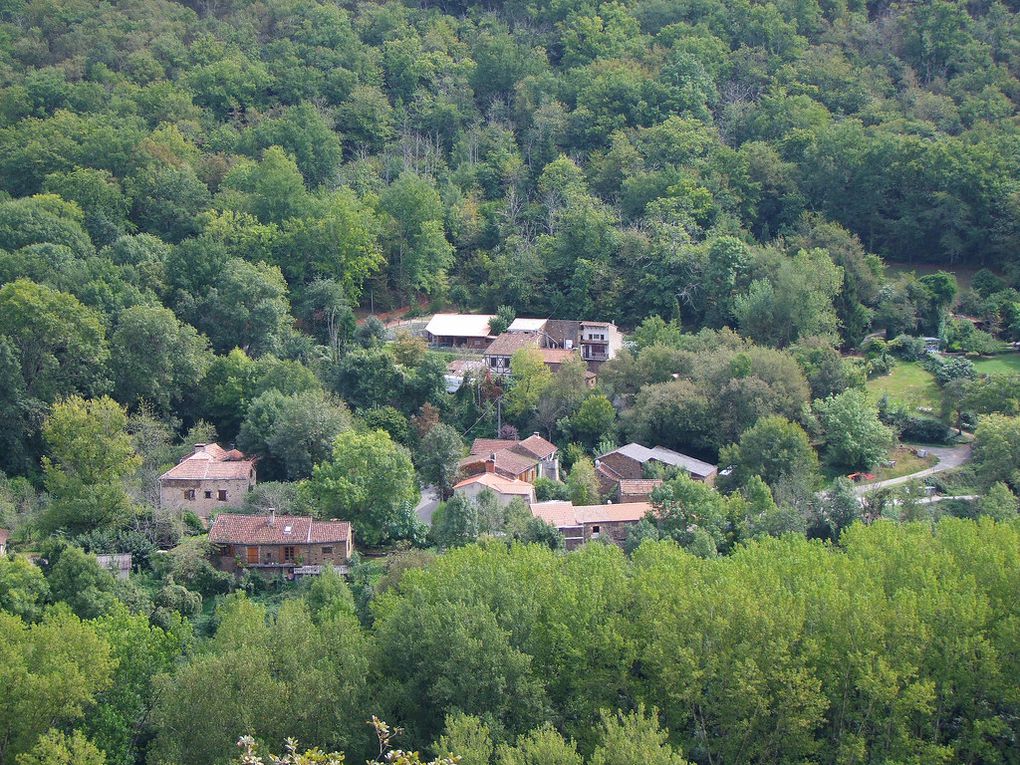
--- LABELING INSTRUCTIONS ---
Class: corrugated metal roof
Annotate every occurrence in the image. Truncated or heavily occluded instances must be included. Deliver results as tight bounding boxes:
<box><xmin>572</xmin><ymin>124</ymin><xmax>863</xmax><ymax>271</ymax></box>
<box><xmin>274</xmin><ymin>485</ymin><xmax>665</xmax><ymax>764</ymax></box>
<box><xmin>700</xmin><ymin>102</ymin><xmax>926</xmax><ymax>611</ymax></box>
<box><xmin>425</xmin><ymin>313</ymin><xmax>496</xmax><ymax>338</ymax></box>
<box><xmin>604</xmin><ymin>443</ymin><xmax>717</xmax><ymax>478</ymax></box>
<box><xmin>508</xmin><ymin>317</ymin><xmax>547</xmax><ymax>332</ymax></box>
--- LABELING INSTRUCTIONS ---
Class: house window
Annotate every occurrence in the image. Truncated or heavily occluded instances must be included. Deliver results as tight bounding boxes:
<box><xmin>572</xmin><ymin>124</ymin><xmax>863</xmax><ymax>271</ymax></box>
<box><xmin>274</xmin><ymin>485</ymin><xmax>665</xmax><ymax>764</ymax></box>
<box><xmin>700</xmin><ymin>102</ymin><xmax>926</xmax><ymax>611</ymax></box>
<box><xmin>217</xmin><ymin>489</ymin><xmax>227</xmax><ymax>501</ymax></box>
<box><xmin>184</xmin><ymin>489</ymin><xmax>195</xmax><ymax>500</ymax></box>
<box><xmin>322</xmin><ymin>546</ymin><xmax>333</xmax><ymax>555</ymax></box>
<box><xmin>204</xmin><ymin>490</ymin><xmax>213</xmax><ymax>499</ymax></box>
<box><xmin>591</xmin><ymin>525</ymin><xmax>601</xmax><ymax>538</ymax></box>
<box><xmin>283</xmin><ymin>546</ymin><xmax>295</xmax><ymax>561</ymax></box>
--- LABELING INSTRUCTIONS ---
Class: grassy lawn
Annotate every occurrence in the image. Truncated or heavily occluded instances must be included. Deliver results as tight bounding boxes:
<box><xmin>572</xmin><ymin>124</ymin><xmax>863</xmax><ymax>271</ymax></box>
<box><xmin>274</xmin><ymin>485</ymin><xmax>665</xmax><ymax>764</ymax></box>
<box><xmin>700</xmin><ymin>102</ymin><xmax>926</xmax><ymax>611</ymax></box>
<box><xmin>972</xmin><ymin>353</ymin><xmax>1020</xmax><ymax>375</ymax></box>
<box><xmin>866</xmin><ymin>360</ymin><xmax>941</xmax><ymax>413</ymax></box>
<box><xmin>820</xmin><ymin>445</ymin><xmax>938</xmax><ymax>483</ymax></box>
<box><xmin>871</xmin><ymin>446</ymin><xmax>938</xmax><ymax>481</ymax></box>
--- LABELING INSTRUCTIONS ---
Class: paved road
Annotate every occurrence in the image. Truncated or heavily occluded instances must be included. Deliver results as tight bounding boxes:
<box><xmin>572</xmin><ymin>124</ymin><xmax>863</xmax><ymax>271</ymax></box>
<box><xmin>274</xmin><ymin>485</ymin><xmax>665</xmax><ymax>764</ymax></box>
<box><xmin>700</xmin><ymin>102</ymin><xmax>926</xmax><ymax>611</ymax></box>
<box><xmin>414</xmin><ymin>486</ymin><xmax>440</xmax><ymax>525</ymax></box>
<box><xmin>854</xmin><ymin>444</ymin><xmax>972</xmax><ymax>496</ymax></box>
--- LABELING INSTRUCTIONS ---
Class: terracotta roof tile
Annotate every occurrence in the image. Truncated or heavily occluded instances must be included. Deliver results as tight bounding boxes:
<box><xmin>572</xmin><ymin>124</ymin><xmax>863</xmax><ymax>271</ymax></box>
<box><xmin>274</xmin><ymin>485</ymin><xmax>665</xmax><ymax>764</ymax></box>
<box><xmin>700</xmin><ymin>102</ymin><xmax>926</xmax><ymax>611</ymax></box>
<box><xmin>470</xmin><ymin>438</ymin><xmax>519</xmax><ymax>456</ymax></box>
<box><xmin>160</xmin><ymin>444</ymin><xmax>256</xmax><ymax>481</ymax></box>
<box><xmin>617</xmin><ymin>479</ymin><xmax>663</xmax><ymax>496</ymax></box>
<box><xmin>484</xmin><ymin>332</ymin><xmax>541</xmax><ymax>357</ymax></box>
<box><xmin>513</xmin><ymin>434</ymin><xmax>558</xmax><ymax>460</ymax></box>
<box><xmin>529</xmin><ymin>501</ymin><xmax>577</xmax><ymax>527</ymax></box>
<box><xmin>209</xmin><ymin>513</ymin><xmax>351</xmax><ymax>545</ymax></box>
<box><xmin>539</xmin><ymin>348</ymin><xmax>577</xmax><ymax>365</ymax></box>
<box><xmin>530</xmin><ymin>501</ymin><xmax>654</xmax><ymax>528</ymax></box>
<box><xmin>459</xmin><ymin>447</ymin><xmax>537</xmax><ymax>479</ymax></box>
<box><xmin>453</xmin><ymin>473</ymin><xmax>536</xmax><ymax>496</ymax></box>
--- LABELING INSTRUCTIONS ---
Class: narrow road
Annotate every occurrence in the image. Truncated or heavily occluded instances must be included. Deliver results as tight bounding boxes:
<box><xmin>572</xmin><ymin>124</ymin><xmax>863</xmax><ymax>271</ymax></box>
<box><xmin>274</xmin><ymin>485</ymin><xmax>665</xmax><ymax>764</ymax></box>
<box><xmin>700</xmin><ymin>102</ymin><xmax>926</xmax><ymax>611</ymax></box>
<box><xmin>414</xmin><ymin>486</ymin><xmax>440</xmax><ymax>525</ymax></box>
<box><xmin>854</xmin><ymin>444</ymin><xmax>972</xmax><ymax>496</ymax></box>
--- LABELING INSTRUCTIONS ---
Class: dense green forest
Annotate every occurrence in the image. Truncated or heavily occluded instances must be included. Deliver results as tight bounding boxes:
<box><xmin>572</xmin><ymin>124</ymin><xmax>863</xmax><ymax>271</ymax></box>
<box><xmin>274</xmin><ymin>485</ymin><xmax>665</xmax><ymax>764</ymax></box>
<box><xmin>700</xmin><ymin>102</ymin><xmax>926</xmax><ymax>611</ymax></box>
<box><xmin>4</xmin><ymin>521</ymin><xmax>1020</xmax><ymax>765</ymax></box>
<box><xmin>2</xmin><ymin>0</ymin><xmax>1020</xmax><ymax>763</ymax></box>
<box><xmin>2</xmin><ymin>0</ymin><xmax>1020</xmax><ymax>474</ymax></box>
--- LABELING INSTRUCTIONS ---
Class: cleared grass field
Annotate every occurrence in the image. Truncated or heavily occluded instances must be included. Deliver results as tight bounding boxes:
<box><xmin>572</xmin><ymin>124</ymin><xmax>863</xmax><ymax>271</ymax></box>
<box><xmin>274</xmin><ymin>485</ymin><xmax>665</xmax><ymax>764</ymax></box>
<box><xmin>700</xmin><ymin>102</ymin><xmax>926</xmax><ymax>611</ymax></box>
<box><xmin>866</xmin><ymin>361</ymin><xmax>941</xmax><ymax>413</ymax></box>
<box><xmin>872</xmin><ymin>446</ymin><xmax>937</xmax><ymax>481</ymax></box>
<box><xmin>972</xmin><ymin>353</ymin><xmax>1020</xmax><ymax>375</ymax></box>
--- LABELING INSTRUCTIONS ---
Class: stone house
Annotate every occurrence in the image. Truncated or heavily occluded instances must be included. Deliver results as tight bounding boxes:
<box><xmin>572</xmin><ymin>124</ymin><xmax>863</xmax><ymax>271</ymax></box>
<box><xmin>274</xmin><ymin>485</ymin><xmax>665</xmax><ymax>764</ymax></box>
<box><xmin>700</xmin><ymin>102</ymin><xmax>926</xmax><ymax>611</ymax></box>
<box><xmin>208</xmin><ymin>512</ymin><xmax>353</xmax><ymax>577</ymax></box>
<box><xmin>453</xmin><ymin>472</ymin><xmax>537</xmax><ymax>507</ymax></box>
<box><xmin>595</xmin><ymin>443</ymin><xmax>717</xmax><ymax>495</ymax></box>
<box><xmin>458</xmin><ymin>434</ymin><xmax>560</xmax><ymax>483</ymax></box>
<box><xmin>483</xmin><ymin>331</ymin><xmax>542</xmax><ymax>375</ymax></box>
<box><xmin>616</xmin><ymin>479</ymin><xmax>664</xmax><ymax>503</ymax></box>
<box><xmin>158</xmin><ymin>443</ymin><xmax>257</xmax><ymax>520</ymax></box>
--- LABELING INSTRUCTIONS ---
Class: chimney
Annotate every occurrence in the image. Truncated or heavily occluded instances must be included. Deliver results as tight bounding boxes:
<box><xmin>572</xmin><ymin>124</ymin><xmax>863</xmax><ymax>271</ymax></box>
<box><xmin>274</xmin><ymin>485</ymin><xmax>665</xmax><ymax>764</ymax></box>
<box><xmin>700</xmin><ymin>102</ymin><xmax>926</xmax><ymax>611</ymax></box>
<box><xmin>193</xmin><ymin>443</ymin><xmax>206</xmax><ymax>452</ymax></box>
<box><xmin>268</xmin><ymin>508</ymin><xmax>275</xmax><ymax>527</ymax></box>
<box><xmin>532</xmin><ymin>432</ymin><xmax>540</xmax><ymax>438</ymax></box>
<box><xmin>486</xmin><ymin>453</ymin><xmax>496</xmax><ymax>473</ymax></box>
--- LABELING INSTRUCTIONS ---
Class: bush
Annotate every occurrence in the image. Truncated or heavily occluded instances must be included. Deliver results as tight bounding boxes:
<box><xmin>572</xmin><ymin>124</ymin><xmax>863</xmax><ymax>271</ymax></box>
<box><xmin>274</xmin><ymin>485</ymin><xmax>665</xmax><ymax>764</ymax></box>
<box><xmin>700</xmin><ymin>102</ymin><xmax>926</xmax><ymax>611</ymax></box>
<box><xmin>925</xmin><ymin>355</ymin><xmax>976</xmax><ymax>385</ymax></box>
<box><xmin>879</xmin><ymin>397</ymin><xmax>952</xmax><ymax>444</ymax></box>
<box><xmin>972</xmin><ymin>269</ymin><xmax>1007</xmax><ymax>298</ymax></box>
<box><xmin>944</xmin><ymin>319</ymin><xmax>1001</xmax><ymax>355</ymax></box>
<box><xmin>899</xmin><ymin>416</ymin><xmax>952</xmax><ymax>444</ymax></box>
<box><xmin>533</xmin><ymin>477</ymin><xmax>569</xmax><ymax>501</ymax></box>
<box><xmin>889</xmin><ymin>334</ymin><xmax>927</xmax><ymax>361</ymax></box>
<box><xmin>866</xmin><ymin>355</ymin><xmax>893</xmax><ymax>378</ymax></box>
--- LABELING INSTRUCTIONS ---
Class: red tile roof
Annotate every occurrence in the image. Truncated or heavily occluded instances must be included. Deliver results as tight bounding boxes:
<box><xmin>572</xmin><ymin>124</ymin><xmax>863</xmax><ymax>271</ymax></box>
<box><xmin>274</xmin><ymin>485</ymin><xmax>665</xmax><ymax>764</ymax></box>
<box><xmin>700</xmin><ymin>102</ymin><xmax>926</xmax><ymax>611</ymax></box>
<box><xmin>484</xmin><ymin>332</ymin><xmax>541</xmax><ymax>357</ymax></box>
<box><xmin>459</xmin><ymin>448</ymin><xmax>537</xmax><ymax>479</ymax></box>
<box><xmin>209</xmin><ymin>513</ymin><xmax>351</xmax><ymax>545</ymax></box>
<box><xmin>617</xmin><ymin>479</ymin><xmax>663</xmax><ymax>497</ymax></box>
<box><xmin>539</xmin><ymin>348</ymin><xmax>577</xmax><ymax>365</ymax></box>
<box><xmin>470</xmin><ymin>438</ymin><xmax>519</xmax><ymax>456</ymax></box>
<box><xmin>513</xmin><ymin>434</ymin><xmax>558</xmax><ymax>461</ymax></box>
<box><xmin>530</xmin><ymin>501</ymin><xmax>653</xmax><ymax>528</ymax></box>
<box><xmin>529</xmin><ymin>501</ymin><xmax>576</xmax><ymax>527</ymax></box>
<box><xmin>453</xmin><ymin>473</ymin><xmax>536</xmax><ymax>496</ymax></box>
<box><xmin>160</xmin><ymin>444</ymin><xmax>256</xmax><ymax>481</ymax></box>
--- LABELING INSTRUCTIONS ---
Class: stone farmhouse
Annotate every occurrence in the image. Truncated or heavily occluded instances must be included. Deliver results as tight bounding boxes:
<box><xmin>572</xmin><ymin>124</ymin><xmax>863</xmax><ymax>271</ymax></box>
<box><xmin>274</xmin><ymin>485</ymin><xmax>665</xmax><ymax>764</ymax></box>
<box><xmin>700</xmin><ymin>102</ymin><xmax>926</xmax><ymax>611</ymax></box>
<box><xmin>453</xmin><ymin>472</ymin><xmax>537</xmax><ymax>507</ymax></box>
<box><xmin>208</xmin><ymin>511</ymin><xmax>353</xmax><ymax>578</ymax></box>
<box><xmin>530</xmin><ymin>500</ymin><xmax>653</xmax><ymax>551</ymax></box>
<box><xmin>595</xmin><ymin>443</ymin><xmax>717</xmax><ymax>495</ymax></box>
<box><xmin>458</xmin><ymin>434</ymin><xmax>560</xmax><ymax>483</ymax></box>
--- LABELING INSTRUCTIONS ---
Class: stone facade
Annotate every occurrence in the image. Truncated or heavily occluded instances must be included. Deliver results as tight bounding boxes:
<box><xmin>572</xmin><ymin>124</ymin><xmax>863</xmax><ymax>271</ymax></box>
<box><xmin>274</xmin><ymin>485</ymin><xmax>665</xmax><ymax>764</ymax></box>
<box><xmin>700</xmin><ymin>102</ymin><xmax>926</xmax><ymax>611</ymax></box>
<box><xmin>158</xmin><ymin>444</ymin><xmax>256</xmax><ymax>520</ymax></box>
<box><xmin>159</xmin><ymin>475</ymin><xmax>254</xmax><ymax>519</ymax></box>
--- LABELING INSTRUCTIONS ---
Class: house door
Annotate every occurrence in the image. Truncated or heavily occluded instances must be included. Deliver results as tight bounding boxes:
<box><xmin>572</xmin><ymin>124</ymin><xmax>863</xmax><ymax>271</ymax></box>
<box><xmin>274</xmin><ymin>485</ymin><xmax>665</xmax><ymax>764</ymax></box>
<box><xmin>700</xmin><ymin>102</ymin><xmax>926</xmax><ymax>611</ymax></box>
<box><xmin>246</xmin><ymin>546</ymin><xmax>258</xmax><ymax>565</ymax></box>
